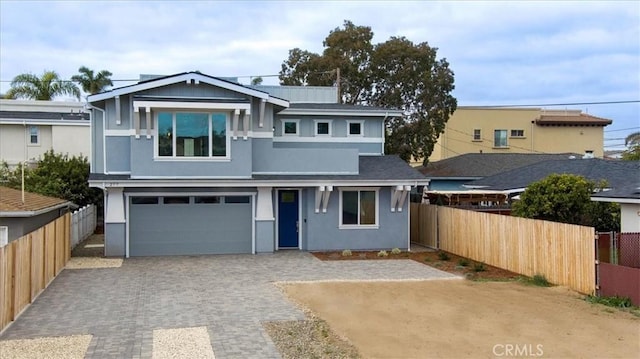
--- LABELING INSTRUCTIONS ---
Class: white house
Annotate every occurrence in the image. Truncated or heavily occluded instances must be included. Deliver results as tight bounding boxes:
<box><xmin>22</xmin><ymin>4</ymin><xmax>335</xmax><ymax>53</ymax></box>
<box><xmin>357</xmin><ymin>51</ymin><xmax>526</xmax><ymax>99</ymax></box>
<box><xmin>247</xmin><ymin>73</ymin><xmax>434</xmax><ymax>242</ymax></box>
<box><xmin>591</xmin><ymin>185</ymin><xmax>640</xmax><ymax>232</ymax></box>
<box><xmin>0</xmin><ymin>99</ymin><xmax>90</xmax><ymax>166</ymax></box>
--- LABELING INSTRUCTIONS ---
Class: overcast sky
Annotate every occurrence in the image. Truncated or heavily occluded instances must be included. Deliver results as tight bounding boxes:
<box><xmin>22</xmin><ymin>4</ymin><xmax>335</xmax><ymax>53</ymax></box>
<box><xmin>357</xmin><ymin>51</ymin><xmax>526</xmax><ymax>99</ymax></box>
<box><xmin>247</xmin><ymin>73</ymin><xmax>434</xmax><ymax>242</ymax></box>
<box><xmin>1</xmin><ymin>0</ymin><xmax>638</xmax><ymax>150</ymax></box>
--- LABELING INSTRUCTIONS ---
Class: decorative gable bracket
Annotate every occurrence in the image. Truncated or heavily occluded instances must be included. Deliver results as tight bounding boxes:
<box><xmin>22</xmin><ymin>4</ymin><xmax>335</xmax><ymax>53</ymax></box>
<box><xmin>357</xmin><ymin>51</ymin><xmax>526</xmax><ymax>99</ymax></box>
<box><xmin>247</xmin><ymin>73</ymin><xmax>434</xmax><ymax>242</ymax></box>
<box><xmin>391</xmin><ymin>185</ymin><xmax>412</xmax><ymax>212</ymax></box>
<box><xmin>315</xmin><ymin>186</ymin><xmax>333</xmax><ymax>213</ymax></box>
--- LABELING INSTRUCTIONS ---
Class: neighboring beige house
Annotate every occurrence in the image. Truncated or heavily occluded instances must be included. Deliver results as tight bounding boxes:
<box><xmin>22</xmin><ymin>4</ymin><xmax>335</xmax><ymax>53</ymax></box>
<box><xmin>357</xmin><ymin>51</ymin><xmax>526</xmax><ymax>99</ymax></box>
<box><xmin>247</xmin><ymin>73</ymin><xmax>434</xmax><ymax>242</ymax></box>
<box><xmin>426</xmin><ymin>107</ymin><xmax>612</xmax><ymax>163</ymax></box>
<box><xmin>0</xmin><ymin>100</ymin><xmax>90</xmax><ymax>166</ymax></box>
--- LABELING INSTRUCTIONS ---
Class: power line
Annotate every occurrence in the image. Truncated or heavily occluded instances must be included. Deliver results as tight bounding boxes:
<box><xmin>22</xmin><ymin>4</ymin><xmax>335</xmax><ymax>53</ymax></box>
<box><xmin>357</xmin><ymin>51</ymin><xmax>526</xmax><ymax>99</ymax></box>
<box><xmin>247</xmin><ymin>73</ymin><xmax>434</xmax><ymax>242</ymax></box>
<box><xmin>604</xmin><ymin>127</ymin><xmax>640</xmax><ymax>132</ymax></box>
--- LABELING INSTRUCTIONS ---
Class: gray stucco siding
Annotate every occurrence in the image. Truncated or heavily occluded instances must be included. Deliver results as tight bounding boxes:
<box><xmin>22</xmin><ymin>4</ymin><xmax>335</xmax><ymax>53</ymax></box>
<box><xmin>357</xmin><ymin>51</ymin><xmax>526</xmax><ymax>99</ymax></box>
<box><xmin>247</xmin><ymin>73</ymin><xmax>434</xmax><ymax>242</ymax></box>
<box><xmin>105</xmin><ymin>137</ymin><xmax>131</xmax><ymax>173</ymax></box>
<box><xmin>301</xmin><ymin>187</ymin><xmax>409</xmax><ymax>251</ymax></box>
<box><xmin>129</xmin><ymin>137</ymin><xmax>253</xmax><ymax>177</ymax></box>
<box><xmin>252</xmin><ymin>138</ymin><xmax>359</xmax><ymax>174</ymax></box>
<box><xmin>273</xmin><ymin>141</ymin><xmax>383</xmax><ymax>155</ymax></box>
<box><xmin>92</xmin><ymin>110</ymin><xmax>105</xmax><ymax>173</ymax></box>
<box><xmin>105</xmin><ymin>223</ymin><xmax>126</xmax><ymax>257</ymax></box>
<box><xmin>0</xmin><ymin>211</ymin><xmax>63</xmax><ymax>242</ymax></box>
<box><xmin>274</xmin><ymin>116</ymin><xmax>384</xmax><ymax>138</ymax></box>
<box><xmin>105</xmin><ymin>95</ymin><xmax>132</xmax><ymax>129</ymax></box>
<box><xmin>137</xmin><ymin>82</ymin><xmax>251</xmax><ymax>100</ymax></box>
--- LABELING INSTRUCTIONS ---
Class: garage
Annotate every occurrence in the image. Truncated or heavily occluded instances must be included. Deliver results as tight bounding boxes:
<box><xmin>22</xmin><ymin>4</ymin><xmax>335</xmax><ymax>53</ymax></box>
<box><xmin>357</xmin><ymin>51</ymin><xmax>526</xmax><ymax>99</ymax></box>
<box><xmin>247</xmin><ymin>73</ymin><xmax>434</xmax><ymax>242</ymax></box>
<box><xmin>128</xmin><ymin>194</ymin><xmax>253</xmax><ymax>256</ymax></box>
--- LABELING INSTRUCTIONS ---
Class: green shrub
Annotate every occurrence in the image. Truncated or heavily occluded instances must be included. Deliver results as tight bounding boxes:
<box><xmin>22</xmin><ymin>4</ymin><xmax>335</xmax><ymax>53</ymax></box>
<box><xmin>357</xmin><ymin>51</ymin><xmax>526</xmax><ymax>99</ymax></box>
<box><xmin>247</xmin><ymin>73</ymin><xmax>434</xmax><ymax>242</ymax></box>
<box><xmin>586</xmin><ymin>295</ymin><xmax>633</xmax><ymax>308</ymax></box>
<box><xmin>391</xmin><ymin>247</ymin><xmax>402</xmax><ymax>255</ymax></box>
<box><xmin>437</xmin><ymin>251</ymin><xmax>450</xmax><ymax>261</ymax></box>
<box><xmin>458</xmin><ymin>259</ymin><xmax>469</xmax><ymax>267</ymax></box>
<box><xmin>377</xmin><ymin>250</ymin><xmax>389</xmax><ymax>257</ymax></box>
<box><xmin>531</xmin><ymin>274</ymin><xmax>552</xmax><ymax>287</ymax></box>
<box><xmin>473</xmin><ymin>262</ymin><xmax>486</xmax><ymax>272</ymax></box>
<box><xmin>341</xmin><ymin>249</ymin><xmax>352</xmax><ymax>257</ymax></box>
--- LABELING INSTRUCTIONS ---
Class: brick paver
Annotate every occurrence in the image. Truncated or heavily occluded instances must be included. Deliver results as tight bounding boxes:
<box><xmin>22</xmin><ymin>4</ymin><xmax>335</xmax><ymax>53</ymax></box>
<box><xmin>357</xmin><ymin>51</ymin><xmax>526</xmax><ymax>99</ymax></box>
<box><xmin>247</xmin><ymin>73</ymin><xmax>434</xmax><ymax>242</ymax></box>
<box><xmin>0</xmin><ymin>252</ymin><xmax>457</xmax><ymax>358</ymax></box>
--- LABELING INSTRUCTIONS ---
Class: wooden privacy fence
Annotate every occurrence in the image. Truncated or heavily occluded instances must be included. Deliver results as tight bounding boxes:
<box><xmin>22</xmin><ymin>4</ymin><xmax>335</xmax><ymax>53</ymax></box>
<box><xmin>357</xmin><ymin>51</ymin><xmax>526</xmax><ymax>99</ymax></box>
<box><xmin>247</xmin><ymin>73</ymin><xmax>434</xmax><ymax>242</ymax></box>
<box><xmin>0</xmin><ymin>213</ymin><xmax>71</xmax><ymax>332</ymax></box>
<box><xmin>411</xmin><ymin>204</ymin><xmax>596</xmax><ymax>294</ymax></box>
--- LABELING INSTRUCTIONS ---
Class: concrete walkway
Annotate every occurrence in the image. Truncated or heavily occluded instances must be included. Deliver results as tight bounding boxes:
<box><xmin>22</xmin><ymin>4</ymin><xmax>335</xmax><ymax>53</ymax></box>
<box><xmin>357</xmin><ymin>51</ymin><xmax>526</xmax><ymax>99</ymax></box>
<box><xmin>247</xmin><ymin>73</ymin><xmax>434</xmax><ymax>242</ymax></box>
<box><xmin>0</xmin><ymin>252</ymin><xmax>457</xmax><ymax>358</ymax></box>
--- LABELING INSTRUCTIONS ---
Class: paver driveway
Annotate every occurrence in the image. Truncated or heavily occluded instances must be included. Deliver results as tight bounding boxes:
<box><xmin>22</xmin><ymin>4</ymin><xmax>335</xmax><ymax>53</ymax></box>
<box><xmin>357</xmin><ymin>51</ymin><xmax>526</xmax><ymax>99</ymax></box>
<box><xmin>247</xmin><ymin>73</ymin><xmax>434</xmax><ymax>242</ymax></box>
<box><xmin>0</xmin><ymin>252</ymin><xmax>457</xmax><ymax>358</ymax></box>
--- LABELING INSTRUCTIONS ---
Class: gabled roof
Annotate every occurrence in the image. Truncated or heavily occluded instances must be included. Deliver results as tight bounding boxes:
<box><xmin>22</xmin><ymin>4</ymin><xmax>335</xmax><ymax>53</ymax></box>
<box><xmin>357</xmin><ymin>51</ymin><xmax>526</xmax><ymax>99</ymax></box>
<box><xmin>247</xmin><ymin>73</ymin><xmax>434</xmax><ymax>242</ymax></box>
<box><xmin>418</xmin><ymin>153</ymin><xmax>581</xmax><ymax>179</ymax></box>
<box><xmin>591</xmin><ymin>184</ymin><xmax>640</xmax><ymax>204</ymax></box>
<box><xmin>0</xmin><ymin>186</ymin><xmax>71</xmax><ymax>217</ymax></box>
<box><xmin>87</xmin><ymin>72</ymin><xmax>289</xmax><ymax>107</ymax></box>
<box><xmin>535</xmin><ymin>113</ymin><xmax>612</xmax><ymax>126</ymax></box>
<box><xmin>466</xmin><ymin>159</ymin><xmax>640</xmax><ymax>191</ymax></box>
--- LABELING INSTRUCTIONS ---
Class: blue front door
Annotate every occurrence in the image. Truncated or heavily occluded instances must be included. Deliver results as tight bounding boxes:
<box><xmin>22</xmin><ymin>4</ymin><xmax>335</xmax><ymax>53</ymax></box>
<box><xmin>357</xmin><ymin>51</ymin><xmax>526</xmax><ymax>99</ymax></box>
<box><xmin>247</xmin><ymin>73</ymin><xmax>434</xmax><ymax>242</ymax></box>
<box><xmin>278</xmin><ymin>190</ymin><xmax>299</xmax><ymax>248</ymax></box>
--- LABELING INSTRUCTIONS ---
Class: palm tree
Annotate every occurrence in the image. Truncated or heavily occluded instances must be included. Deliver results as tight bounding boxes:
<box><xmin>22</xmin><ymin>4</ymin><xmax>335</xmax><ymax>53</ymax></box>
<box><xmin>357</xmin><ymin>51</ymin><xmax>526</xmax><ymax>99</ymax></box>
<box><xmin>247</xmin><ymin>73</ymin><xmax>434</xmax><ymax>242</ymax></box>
<box><xmin>5</xmin><ymin>70</ymin><xmax>81</xmax><ymax>100</ymax></box>
<box><xmin>624</xmin><ymin>131</ymin><xmax>640</xmax><ymax>147</ymax></box>
<box><xmin>71</xmin><ymin>66</ymin><xmax>113</xmax><ymax>95</ymax></box>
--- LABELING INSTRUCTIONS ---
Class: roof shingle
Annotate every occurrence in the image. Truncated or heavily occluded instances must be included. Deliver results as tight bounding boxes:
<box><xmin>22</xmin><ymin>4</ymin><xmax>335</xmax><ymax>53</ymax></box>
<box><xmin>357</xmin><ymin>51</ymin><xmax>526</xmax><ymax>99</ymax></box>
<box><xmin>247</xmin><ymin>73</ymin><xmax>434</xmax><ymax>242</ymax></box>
<box><xmin>0</xmin><ymin>186</ymin><xmax>70</xmax><ymax>213</ymax></box>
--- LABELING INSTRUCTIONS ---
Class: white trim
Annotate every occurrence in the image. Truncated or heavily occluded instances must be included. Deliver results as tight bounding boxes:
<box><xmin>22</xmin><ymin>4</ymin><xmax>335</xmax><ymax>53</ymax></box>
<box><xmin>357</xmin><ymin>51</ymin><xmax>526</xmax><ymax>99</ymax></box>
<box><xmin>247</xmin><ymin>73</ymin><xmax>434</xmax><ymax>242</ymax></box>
<box><xmin>273</xmin><ymin>136</ymin><xmax>383</xmax><ymax>143</ymax></box>
<box><xmin>0</xmin><ymin>202</ymin><xmax>72</xmax><ymax>218</ymax></box>
<box><xmin>252</xmin><ymin>171</ymin><xmax>358</xmax><ymax>175</ymax></box>
<box><xmin>105</xmin><ymin>188</ymin><xmax>126</xmax><ymax>224</ymax></box>
<box><xmin>90</xmin><ymin>179</ymin><xmax>428</xmax><ymax>188</ymax></box>
<box><xmin>280</xmin><ymin>108</ymin><xmax>403</xmax><ymax>117</ymax></box>
<box><xmin>347</xmin><ymin>120</ymin><xmax>365</xmax><ymax>137</ymax></box>
<box><xmin>105</xmin><ymin>171</ymin><xmax>131</xmax><ymax>175</ymax></box>
<box><xmin>252</xmin><ymin>193</ymin><xmax>256</xmax><ymax>254</ymax></box>
<box><xmin>338</xmin><ymin>187</ymin><xmax>380</xmax><ymax>229</ymax></box>
<box><xmin>130</xmin><ymin>175</ymin><xmax>252</xmax><ymax>179</ymax></box>
<box><xmin>282</xmin><ymin>119</ymin><xmax>300</xmax><ymax>136</ymax></box>
<box><xmin>314</xmin><ymin>185</ymin><xmax>333</xmax><ymax>213</ymax></box>
<box><xmin>591</xmin><ymin>196</ymin><xmax>640</xmax><ymax>204</ymax></box>
<box><xmin>134</xmin><ymin>100</ymin><xmax>251</xmax><ymax>111</ymax></box>
<box><xmin>105</xmin><ymin>129</ymin><xmax>136</xmax><ymax>136</ymax></box>
<box><xmin>360</xmin><ymin>152</ymin><xmax>384</xmax><ymax>156</ymax></box>
<box><xmin>0</xmin><ymin>119</ymin><xmax>90</xmax><ymax>126</ymax></box>
<box><xmin>251</xmin><ymin>131</ymin><xmax>273</xmax><ymax>138</ymax></box>
<box><xmin>314</xmin><ymin>119</ymin><xmax>333</xmax><ymax>136</ymax></box>
<box><xmin>256</xmin><ymin>187</ymin><xmax>274</xmax><ymax>220</ymax></box>
<box><xmin>275</xmin><ymin>188</ymin><xmax>303</xmax><ymax>250</ymax></box>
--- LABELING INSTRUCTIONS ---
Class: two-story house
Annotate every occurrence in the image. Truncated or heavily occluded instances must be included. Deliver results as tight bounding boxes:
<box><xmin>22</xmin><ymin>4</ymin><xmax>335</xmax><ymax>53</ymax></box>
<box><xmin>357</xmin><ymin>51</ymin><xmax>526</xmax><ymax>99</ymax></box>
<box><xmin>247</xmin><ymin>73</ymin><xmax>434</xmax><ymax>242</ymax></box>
<box><xmin>0</xmin><ymin>100</ymin><xmax>90</xmax><ymax>166</ymax></box>
<box><xmin>426</xmin><ymin>107</ymin><xmax>612</xmax><ymax>163</ymax></box>
<box><xmin>87</xmin><ymin>72</ymin><xmax>427</xmax><ymax>257</ymax></box>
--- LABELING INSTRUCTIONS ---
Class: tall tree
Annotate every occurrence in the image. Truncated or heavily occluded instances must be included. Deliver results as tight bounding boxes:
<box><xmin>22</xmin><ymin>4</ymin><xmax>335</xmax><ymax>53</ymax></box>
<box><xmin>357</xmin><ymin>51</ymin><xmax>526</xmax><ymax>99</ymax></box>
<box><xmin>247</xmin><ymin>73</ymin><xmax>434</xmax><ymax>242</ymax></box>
<box><xmin>71</xmin><ymin>66</ymin><xmax>113</xmax><ymax>95</ymax></box>
<box><xmin>5</xmin><ymin>70</ymin><xmax>80</xmax><ymax>100</ymax></box>
<box><xmin>621</xmin><ymin>131</ymin><xmax>640</xmax><ymax>161</ymax></box>
<box><xmin>279</xmin><ymin>20</ymin><xmax>457</xmax><ymax>163</ymax></box>
<box><xmin>624</xmin><ymin>131</ymin><xmax>640</xmax><ymax>147</ymax></box>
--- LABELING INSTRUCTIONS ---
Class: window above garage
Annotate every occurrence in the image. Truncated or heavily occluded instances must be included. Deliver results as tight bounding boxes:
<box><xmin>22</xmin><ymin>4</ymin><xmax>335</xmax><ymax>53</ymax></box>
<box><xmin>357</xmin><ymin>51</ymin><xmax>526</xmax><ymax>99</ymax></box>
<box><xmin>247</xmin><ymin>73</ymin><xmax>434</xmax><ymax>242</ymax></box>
<box><xmin>156</xmin><ymin>111</ymin><xmax>230</xmax><ymax>159</ymax></box>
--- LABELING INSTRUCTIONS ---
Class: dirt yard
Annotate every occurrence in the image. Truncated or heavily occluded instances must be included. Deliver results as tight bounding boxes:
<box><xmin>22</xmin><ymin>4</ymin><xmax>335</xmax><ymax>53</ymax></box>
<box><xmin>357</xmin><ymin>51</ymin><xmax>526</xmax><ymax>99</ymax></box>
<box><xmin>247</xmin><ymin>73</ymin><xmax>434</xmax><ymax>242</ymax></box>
<box><xmin>282</xmin><ymin>280</ymin><xmax>640</xmax><ymax>359</ymax></box>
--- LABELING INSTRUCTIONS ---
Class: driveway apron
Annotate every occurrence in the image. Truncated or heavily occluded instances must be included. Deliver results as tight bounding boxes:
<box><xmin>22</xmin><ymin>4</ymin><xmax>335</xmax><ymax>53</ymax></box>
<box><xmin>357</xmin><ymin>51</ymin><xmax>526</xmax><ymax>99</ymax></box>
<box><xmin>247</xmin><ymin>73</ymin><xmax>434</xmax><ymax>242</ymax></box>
<box><xmin>0</xmin><ymin>252</ymin><xmax>456</xmax><ymax>358</ymax></box>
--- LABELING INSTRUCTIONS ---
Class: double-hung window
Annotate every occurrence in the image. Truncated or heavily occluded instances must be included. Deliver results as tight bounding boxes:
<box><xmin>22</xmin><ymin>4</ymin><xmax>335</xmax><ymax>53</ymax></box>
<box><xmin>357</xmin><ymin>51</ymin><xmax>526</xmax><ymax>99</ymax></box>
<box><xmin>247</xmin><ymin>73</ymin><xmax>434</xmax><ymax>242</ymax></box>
<box><xmin>510</xmin><ymin>129</ymin><xmax>525</xmax><ymax>138</ymax></box>
<box><xmin>494</xmin><ymin>129</ymin><xmax>508</xmax><ymax>148</ymax></box>
<box><xmin>473</xmin><ymin>129</ymin><xmax>481</xmax><ymax>141</ymax></box>
<box><xmin>28</xmin><ymin>126</ymin><xmax>39</xmax><ymax>145</ymax></box>
<box><xmin>157</xmin><ymin>112</ymin><xmax>228</xmax><ymax>158</ymax></box>
<box><xmin>340</xmin><ymin>188</ymin><xmax>379</xmax><ymax>228</ymax></box>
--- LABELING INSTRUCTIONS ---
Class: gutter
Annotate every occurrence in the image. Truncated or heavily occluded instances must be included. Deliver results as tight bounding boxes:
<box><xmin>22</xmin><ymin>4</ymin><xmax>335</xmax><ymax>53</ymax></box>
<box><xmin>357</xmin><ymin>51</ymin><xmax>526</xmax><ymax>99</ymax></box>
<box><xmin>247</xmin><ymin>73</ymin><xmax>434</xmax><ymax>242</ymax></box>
<box><xmin>0</xmin><ymin>201</ymin><xmax>73</xmax><ymax>217</ymax></box>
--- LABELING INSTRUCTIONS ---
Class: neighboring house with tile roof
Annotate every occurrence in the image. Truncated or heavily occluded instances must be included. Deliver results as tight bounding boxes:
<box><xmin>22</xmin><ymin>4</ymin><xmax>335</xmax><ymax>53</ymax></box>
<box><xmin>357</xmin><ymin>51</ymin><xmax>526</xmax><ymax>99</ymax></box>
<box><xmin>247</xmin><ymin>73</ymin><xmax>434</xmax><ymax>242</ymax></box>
<box><xmin>591</xmin><ymin>184</ymin><xmax>640</xmax><ymax>232</ymax></box>
<box><xmin>87</xmin><ymin>71</ymin><xmax>427</xmax><ymax>257</ymax></box>
<box><xmin>0</xmin><ymin>99</ymin><xmax>90</xmax><ymax>167</ymax></box>
<box><xmin>0</xmin><ymin>186</ymin><xmax>72</xmax><ymax>243</ymax></box>
<box><xmin>425</xmin><ymin>107</ymin><xmax>612</xmax><ymax>164</ymax></box>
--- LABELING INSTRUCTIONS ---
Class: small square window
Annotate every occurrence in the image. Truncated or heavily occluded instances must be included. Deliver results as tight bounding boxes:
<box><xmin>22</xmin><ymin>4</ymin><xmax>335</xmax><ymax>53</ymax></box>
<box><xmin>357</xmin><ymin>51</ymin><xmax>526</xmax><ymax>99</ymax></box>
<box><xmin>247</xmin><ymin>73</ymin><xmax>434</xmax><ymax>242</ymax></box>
<box><xmin>194</xmin><ymin>196</ymin><xmax>221</xmax><ymax>204</ymax></box>
<box><xmin>348</xmin><ymin>121</ymin><xmax>363</xmax><ymax>136</ymax></box>
<box><xmin>225</xmin><ymin>196</ymin><xmax>250</xmax><ymax>204</ymax></box>
<box><xmin>131</xmin><ymin>197</ymin><xmax>159</xmax><ymax>205</ymax></box>
<box><xmin>283</xmin><ymin>120</ymin><xmax>299</xmax><ymax>135</ymax></box>
<box><xmin>316</xmin><ymin>122</ymin><xmax>330</xmax><ymax>135</ymax></box>
<box><xmin>163</xmin><ymin>196</ymin><xmax>190</xmax><ymax>204</ymax></box>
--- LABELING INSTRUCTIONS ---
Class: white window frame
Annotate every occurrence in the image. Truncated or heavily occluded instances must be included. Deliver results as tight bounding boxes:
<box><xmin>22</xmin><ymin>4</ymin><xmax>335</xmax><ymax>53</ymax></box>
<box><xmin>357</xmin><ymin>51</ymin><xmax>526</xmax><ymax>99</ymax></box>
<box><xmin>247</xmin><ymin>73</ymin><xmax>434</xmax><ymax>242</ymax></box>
<box><xmin>28</xmin><ymin>125</ymin><xmax>40</xmax><ymax>146</ymax></box>
<box><xmin>473</xmin><ymin>129</ymin><xmax>482</xmax><ymax>141</ymax></box>
<box><xmin>314</xmin><ymin>119</ymin><xmax>333</xmax><ymax>136</ymax></box>
<box><xmin>510</xmin><ymin>129</ymin><xmax>525</xmax><ymax>138</ymax></box>
<box><xmin>282</xmin><ymin>119</ymin><xmax>300</xmax><ymax>136</ymax></box>
<box><xmin>153</xmin><ymin>111</ymin><xmax>231</xmax><ymax>161</ymax></box>
<box><xmin>347</xmin><ymin>120</ymin><xmax>364</xmax><ymax>137</ymax></box>
<box><xmin>494</xmin><ymin>129</ymin><xmax>508</xmax><ymax>148</ymax></box>
<box><xmin>0</xmin><ymin>226</ymin><xmax>8</xmax><ymax>247</ymax></box>
<box><xmin>338</xmin><ymin>187</ymin><xmax>380</xmax><ymax>229</ymax></box>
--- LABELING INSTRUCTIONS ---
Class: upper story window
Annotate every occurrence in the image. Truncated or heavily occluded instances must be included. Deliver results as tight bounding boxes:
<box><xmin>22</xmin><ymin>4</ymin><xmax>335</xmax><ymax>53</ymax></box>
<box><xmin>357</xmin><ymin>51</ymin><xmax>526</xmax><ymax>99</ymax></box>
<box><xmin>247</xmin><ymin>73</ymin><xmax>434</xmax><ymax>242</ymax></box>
<box><xmin>28</xmin><ymin>126</ymin><xmax>39</xmax><ymax>145</ymax></box>
<box><xmin>473</xmin><ymin>129</ymin><xmax>481</xmax><ymax>141</ymax></box>
<box><xmin>157</xmin><ymin>111</ymin><xmax>228</xmax><ymax>159</ymax></box>
<box><xmin>314</xmin><ymin>120</ymin><xmax>332</xmax><ymax>136</ymax></box>
<box><xmin>510</xmin><ymin>129</ymin><xmax>525</xmax><ymax>138</ymax></box>
<box><xmin>347</xmin><ymin>120</ymin><xmax>364</xmax><ymax>136</ymax></box>
<box><xmin>282</xmin><ymin>120</ymin><xmax>299</xmax><ymax>136</ymax></box>
<box><xmin>339</xmin><ymin>188</ymin><xmax>379</xmax><ymax>229</ymax></box>
<box><xmin>494</xmin><ymin>130</ymin><xmax>508</xmax><ymax>148</ymax></box>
